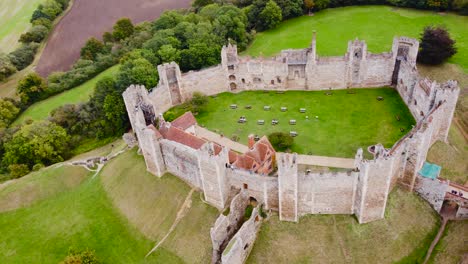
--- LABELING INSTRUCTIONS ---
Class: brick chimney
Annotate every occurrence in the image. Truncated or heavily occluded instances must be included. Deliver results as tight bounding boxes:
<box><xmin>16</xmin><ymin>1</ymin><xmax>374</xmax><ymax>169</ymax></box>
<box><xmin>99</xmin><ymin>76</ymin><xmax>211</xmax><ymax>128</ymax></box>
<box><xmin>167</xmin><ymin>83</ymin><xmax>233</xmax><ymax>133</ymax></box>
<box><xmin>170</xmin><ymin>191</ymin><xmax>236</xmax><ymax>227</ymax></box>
<box><xmin>248</xmin><ymin>134</ymin><xmax>255</xmax><ymax>149</ymax></box>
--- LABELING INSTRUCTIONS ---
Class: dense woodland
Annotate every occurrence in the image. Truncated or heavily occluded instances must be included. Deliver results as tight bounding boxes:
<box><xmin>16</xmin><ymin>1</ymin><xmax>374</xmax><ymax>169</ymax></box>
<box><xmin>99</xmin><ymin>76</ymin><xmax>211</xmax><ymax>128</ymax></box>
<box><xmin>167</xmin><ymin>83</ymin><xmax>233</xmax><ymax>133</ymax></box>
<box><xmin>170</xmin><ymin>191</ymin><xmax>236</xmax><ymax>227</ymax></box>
<box><xmin>0</xmin><ymin>0</ymin><xmax>464</xmax><ymax>178</ymax></box>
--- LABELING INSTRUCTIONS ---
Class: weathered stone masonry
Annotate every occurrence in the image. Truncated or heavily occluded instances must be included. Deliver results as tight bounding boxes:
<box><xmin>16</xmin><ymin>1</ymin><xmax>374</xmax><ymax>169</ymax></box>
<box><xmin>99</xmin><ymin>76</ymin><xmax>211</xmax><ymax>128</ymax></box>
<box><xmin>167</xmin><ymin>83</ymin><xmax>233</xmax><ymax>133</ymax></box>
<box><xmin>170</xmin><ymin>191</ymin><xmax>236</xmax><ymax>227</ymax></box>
<box><xmin>123</xmin><ymin>34</ymin><xmax>460</xmax><ymax>226</ymax></box>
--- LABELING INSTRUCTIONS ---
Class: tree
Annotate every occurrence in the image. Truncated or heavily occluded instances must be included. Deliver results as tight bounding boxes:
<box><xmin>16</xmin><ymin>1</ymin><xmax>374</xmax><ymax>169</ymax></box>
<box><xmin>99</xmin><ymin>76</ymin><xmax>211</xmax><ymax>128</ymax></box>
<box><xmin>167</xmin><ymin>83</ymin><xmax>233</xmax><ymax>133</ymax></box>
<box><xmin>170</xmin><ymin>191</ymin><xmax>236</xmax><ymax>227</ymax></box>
<box><xmin>8</xmin><ymin>43</ymin><xmax>40</xmax><ymax>70</ymax></box>
<box><xmin>268</xmin><ymin>132</ymin><xmax>294</xmax><ymax>151</ymax></box>
<box><xmin>41</xmin><ymin>0</ymin><xmax>62</xmax><ymax>20</ymax></box>
<box><xmin>2</xmin><ymin>121</ymin><xmax>71</xmax><ymax>168</ymax></box>
<box><xmin>427</xmin><ymin>0</ymin><xmax>449</xmax><ymax>10</ymax></box>
<box><xmin>259</xmin><ymin>0</ymin><xmax>282</xmax><ymax>30</ymax></box>
<box><xmin>274</xmin><ymin>0</ymin><xmax>304</xmax><ymax>19</ymax></box>
<box><xmin>193</xmin><ymin>0</ymin><xmax>214</xmax><ymax>10</ymax></box>
<box><xmin>417</xmin><ymin>26</ymin><xmax>457</xmax><ymax>65</ymax></box>
<box><xmin>0</xmin><ymin>99</ymin><xmax>20</xmax><ymax>128</ymax></box>
<box><xmin>116</xmin><ymin>58</ymin><xmax>159</xmax><ymax>90</ymax></box>
<box><xmin>0</xmin><ymin>54</ymin><xmax>17</xmax><ymax>81</ymax></box>
<box><xmin>102</xmin><ymin>31</ymin><xmax>114</xmax><ymax>43</ymax></box>
<box><xmin>17</xmin><ymin>73</ymin><xmax>47</xmax><ymax>104</ymax></box>
<box><xmin>19</xmin><ymin>25</ymin><xmax>49</xmax><ymax>43</ymax></box>
<box><xmin>158</xmin><ymin>45</ymin><xmax>181</xmax><ymax>64</ymax></box>
<box><xmin>153</xmin><ymin>11</ymin><xmax>184</xmax><ymax>31</ymax></box>
<box><xmin>80</xmin><ymin>37</ymin><xmax>107</xmax><ymax>60</ymax></box>
<box><xmin>180</xmin><ymin>43</ymin><xmax>220</xmax><ymax>71</ymax></box>
<box><xmin>314</xmin><ymin>0</ymin><xmax>330</xmax><ymax>10</ymax></box>
<box><xmin>304</xmin><ymin>0</ymin><xmax>315</xmax><ymax>13</ymax></box>
<box><xmin>112</xmin><ymin>18</ymin><xmax>134</xmax><ymax>41</ymax></box>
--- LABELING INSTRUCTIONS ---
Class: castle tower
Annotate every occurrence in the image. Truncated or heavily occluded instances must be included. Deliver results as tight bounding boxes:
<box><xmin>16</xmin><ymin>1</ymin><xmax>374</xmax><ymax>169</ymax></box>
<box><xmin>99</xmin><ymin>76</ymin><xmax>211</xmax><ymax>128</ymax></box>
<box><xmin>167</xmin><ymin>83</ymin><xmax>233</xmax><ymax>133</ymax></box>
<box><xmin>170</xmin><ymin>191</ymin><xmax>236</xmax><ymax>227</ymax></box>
<box><xmin>346</xmin><ymin>39</ymin><xmax>368</xmax><ymax>87</ymax></box>
<box><xmin>123</xmin><ymin>85</ymin><xmax>166</xmax><ymax>177</ymax></box>
<box><xmin>221</xmin><ymin>43</ymin><xmax>240</xmax><ymax>92</ymax></box>
<box><xmin>354</xmin><ymin>151</ymin><xmax>395</xmax><ymax>223</ymax></box>
<box><xmin>277</xmin><ymin>153</ymin><xmax>299</xmax><ymax>222</ymax></box>
<box><xmin>198</xmin><ymin>143</ymin><xmax>230</xmax><ymax>209</ymax></box>
<box><xmin>432</xmin><ymin>80</ymin><xmax>460</xmax><ymax>142</ymax></box>
<box><xmin>157</xmin><ymin>62</ymin><xmax>183</xmax><ymax>105</ymax></box>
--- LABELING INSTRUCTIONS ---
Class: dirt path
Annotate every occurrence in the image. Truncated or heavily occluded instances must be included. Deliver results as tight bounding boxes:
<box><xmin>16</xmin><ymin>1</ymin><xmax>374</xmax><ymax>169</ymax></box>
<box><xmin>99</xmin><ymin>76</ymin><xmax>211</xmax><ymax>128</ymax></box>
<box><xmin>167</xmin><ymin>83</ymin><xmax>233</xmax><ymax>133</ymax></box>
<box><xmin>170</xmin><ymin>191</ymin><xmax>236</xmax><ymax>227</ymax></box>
<box><xmin>453</xmin><ymin>117</ymin><xmax>468</xmax><ymax>142</ymax></box>
<box><xmin>332</xmin><ymin>216</ymin><xmax>352</xmax><ymax>263</ymax></box>
<box><xmin>145</xmin><ymin>188</ymin><xmax>195</xmax><ymax>258</ymax></box>
<box><xmin>423</xmin><ymin>217</ymin><xmax>448</xmax><ymax>264</ymax></box>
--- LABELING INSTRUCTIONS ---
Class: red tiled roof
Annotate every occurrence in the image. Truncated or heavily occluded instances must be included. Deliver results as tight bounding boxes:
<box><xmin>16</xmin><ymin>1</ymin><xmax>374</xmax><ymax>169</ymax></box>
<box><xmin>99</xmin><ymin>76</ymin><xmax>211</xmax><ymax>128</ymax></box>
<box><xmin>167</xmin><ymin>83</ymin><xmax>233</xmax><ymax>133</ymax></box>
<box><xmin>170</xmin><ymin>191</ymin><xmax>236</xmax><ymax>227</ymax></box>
<box><xmin>171</xmin><ymin>112</ymin><xmax>197</xmax><ymax>130</ymax></box>
<box><xmin>159</xmin><ymin>125</ymin><xmax>206</xmax><ymax>150</ymax></box>
<box><xmin>147</xmin><ymin>124</ymin><xmax>162</xmax><ymax>139</ymax></box>
<box><xmin>229</xmin><ymin>150</ymin><xmax>238</xmax><ymax>163</ymax></box>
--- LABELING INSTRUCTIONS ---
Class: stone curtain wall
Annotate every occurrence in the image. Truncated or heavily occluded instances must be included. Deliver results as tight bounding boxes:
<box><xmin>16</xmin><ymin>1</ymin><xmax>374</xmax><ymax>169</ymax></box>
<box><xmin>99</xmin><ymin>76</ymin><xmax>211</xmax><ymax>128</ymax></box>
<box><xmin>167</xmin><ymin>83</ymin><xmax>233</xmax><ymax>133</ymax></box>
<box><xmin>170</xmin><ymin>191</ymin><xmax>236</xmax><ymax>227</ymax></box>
<box><xmin>221</xmin><ymin>207</ymin><xmax>262</xmax><ymax>264</ymax></box>
<box><xmin>414</xmin><ymin>176</ymin><xmax>448</xmax><ymax>212</ymax></box>
<box><xmin>297</xmin><ymin>170</ymin><xmax>359</xmax><ymax>215</ymax></box>
<box><xmin>210</xmin><ymin>190</ymin><xmax>250</xmax><ymax>263</ymax></box>
<box><xmin>122</xmin><ymin>35</ymin><xmax>461</xmax><ymax>225</ymax></box>
<box><xmin>226</xmin><ymin>169</ymin><xmax>279</xmax><ymax>211</ymax></box>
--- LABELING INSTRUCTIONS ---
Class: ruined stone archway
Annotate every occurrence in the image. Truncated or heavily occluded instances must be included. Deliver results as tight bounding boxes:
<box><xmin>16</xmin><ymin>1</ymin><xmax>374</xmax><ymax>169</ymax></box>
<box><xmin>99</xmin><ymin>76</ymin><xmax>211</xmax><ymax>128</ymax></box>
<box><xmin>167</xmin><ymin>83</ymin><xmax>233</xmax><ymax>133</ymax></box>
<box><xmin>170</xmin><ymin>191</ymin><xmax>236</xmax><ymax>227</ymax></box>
<box><xmin>229</xmin><ymin>75</ymin><xmax>236</xmax><ymax>81</ymax></box>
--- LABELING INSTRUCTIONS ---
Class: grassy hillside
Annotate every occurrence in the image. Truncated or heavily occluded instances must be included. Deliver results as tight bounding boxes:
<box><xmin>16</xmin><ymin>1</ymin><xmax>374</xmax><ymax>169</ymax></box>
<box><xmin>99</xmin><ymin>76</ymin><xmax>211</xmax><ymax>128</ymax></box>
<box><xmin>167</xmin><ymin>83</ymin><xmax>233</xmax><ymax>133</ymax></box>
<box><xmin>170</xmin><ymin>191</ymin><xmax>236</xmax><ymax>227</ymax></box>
<box><xmin>429</xmin><ymin>220</ymin><xmax>468</xmax><ymax>264</ymax></box>
<box><xmin>101</xmin><ymin>149</ymin><xmax>219</xmax><ymax>263</ymax></box>
<box><xmin>0</xmin><ymin>147</ymin><xmax>219</xmax><ymax>263</ymax></box>
<box><xmin>0</xmin><ymin>164</ymin><xmax>89</xmax><ymax>212</ymax></box>
<box><xmin>0</xmin><ymin>0</ymin><xmax>43</xmax><ymax>53</ymax></box>
<box><xmin>245</xmin><ymin>6</ymin><xmax>468</xmax><ymax>72</ymax></box>
<box><xmin>13</xmin><ymin>65</ymin><xmax>120</xmax><ymax>125</ymax></box>
<box><xmin>171</xmin><ymin>88</ymin><xmax>415</xmax><ymax>158</ymax></box>
<box><xmin>248</xmin><ymin>188</ymin><xmax>439</xmax><ymax>264</ymax></box>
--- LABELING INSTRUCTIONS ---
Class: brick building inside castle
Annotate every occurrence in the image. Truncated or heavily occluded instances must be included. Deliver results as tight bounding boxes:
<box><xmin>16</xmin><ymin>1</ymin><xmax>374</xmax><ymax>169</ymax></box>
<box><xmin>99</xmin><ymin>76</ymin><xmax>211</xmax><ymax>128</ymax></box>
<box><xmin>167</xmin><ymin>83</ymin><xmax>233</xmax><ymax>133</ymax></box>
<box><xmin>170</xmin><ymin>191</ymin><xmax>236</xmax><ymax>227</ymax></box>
<box><xmin>123</xmin><ymin>34</ymin><xmax>462</xmax><ymax>228</ymax></box>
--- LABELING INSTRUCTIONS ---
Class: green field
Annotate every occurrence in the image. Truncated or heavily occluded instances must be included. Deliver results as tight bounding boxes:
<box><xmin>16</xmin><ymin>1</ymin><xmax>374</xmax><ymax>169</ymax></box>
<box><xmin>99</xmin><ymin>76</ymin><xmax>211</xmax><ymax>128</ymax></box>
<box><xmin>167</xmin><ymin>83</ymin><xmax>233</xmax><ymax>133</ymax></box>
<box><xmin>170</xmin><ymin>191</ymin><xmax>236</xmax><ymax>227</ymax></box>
<box><xmin>170</xmin><ymin>88</ymin><xmax>415</xmax><ymax>158</ymax></box>
<box><xmin>248</xmin><ymin>188</ymin><xmax>439</xmax><ymax>264</ymax></box>
<box><xmin>245</xmin><ymin>6</ymin><xmax>468</xmax><ymax>72</ymax></box>
<box><xmin>13</xmin><ymin>65</ymin><xmax>119</xmax><ymax>125</ymax></box>
<box><xmin>0</xmin><ymin>147</ymin><xmax>218</xmax><ymax>263</ymax></box>
<box><xmin>0</xmin><ymin>0</ymin><xmax>43</xmax><ymax>53</ymax></box>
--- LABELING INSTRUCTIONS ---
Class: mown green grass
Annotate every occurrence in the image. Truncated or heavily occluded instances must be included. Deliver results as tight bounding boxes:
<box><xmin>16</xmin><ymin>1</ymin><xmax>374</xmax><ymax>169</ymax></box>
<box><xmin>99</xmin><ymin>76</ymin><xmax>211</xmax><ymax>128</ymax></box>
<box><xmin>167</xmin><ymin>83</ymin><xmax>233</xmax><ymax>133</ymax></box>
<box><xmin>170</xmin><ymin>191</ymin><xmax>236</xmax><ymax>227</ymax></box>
<box><xmin>245</xmin><ymin>6</ymin><xmax>468</xmax><ymax>72</ymax></box>
<box><xmin>101</xmin><ymin>149</ymin><xmax>219</xmax><ymax>263</ymax></box>
<box><xmin>173</xmin><ymin>88</ymin><xmax>415</xmax><ymax>158</ymax></box>
<box><xmin>0</xmin><ymin>164</ymin><xmax>89</xmax><ymax>212</ymax></box>
<box><xmin>0</xmin><ymin>147</ymin><xmax>219</xmax><ymax>263</ymax></box>
<box><xmin>0</xmin><ymin>0</ymin><xmax>43</xmax><ymax>53</ymax></box>
<box><xmin>13</xmin><ymin>65</ymin><xmax>119</xmax><ymax>125</ymax></box>
<box><xmin>247</xmin><ymin>188</ymin><xmax>439</xmax><ymax>264</ymax></box>
<box><xmin>0</xmin><ymin>170</ymin><xmax>182</xmax><ymax>263</ymax></box>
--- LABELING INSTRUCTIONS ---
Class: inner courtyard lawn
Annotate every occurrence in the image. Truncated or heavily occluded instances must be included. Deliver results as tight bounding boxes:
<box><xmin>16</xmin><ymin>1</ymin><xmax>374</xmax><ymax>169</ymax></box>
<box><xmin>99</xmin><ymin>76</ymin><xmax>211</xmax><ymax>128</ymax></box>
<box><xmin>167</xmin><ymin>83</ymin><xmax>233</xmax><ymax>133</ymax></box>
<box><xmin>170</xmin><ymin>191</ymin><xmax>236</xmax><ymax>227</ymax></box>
<box><xmin>244</xmin><ymin>6</ymin><xmax>468</xmax><ymax>72</ymax></box>
<box><xmin>178</xmin><ymin>88</ymin><xmax>415</xmax><ymax>158</ymax></box>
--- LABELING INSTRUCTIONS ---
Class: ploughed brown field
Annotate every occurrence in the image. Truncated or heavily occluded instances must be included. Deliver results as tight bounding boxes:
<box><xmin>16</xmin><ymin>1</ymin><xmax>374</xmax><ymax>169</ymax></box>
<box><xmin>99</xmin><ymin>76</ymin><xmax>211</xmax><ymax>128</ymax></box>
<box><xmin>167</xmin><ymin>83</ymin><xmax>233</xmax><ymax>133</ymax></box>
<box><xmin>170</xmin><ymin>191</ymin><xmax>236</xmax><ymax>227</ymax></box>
<box><xmin>36</xmin><ymin>0</ymin><xmax>192</xmax><ymax>77</ymax></box>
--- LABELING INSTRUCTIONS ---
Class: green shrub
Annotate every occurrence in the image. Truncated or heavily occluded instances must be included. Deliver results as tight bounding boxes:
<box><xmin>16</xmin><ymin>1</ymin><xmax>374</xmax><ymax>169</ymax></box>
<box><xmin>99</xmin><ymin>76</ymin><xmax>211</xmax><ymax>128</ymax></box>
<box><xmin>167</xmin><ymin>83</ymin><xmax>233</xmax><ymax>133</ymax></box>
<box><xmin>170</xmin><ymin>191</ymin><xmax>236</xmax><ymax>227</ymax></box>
<box><xmin>8</xmin><ymin>164</ymin><xmax>30</xmax><ymax>179</ymax></box>
<box><xmin>19</xmin><ymin>25</ymin><xmax>49</xmax><ymax>43</ymax></box>
<box><xmin>32</xmin><ymin>163</ymin><xmax>45</xmax><ymax>171</ymax></box>
<box><xmin>60</xmin><ymin>249</ymin><xmax>100</xmax><ymax>264</ymax></box>
<box><xmin>268</xmin><ymin>132</ymin><xmax>294</xmax><ymax>151</ymax></box>
<box><xmin>0</xmin><ymin>54</ymin><xmax>17</xmax><ymax>81</ymax></box>
<box><xmin>8</xmin><ymin>43</ymin><xmax>40</xmax><ymax>70</ymax></box>
<box><xmin>112</xmin><ymin>18</ymin><xmax>135</xmax><ymax>41</ymax></box>
<box><xmin>32</xmin><ymin>17</ymin><xmax>53</xmax><ymax>29</ymax></box>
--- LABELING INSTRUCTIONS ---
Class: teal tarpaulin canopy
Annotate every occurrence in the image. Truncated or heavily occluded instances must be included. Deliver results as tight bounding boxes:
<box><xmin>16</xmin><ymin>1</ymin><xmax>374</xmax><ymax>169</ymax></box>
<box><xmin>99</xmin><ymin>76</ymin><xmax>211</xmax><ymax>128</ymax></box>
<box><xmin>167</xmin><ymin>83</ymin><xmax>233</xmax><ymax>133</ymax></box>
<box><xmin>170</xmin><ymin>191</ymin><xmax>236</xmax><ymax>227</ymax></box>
<box><xmin>418</xmin><ymin>162</ymin><xmax>442</xmax><ymax>179</ymax></box>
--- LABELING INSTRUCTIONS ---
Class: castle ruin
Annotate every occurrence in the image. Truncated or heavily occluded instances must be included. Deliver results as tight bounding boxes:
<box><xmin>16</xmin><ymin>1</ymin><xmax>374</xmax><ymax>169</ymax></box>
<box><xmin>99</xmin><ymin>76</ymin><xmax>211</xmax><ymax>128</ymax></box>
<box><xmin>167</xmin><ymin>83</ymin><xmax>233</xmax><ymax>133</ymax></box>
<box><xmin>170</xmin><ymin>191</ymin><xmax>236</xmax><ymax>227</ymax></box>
<box><xmin>123</xmin><ymin>34</ymin><xmax>462</xmax><ymax>263</ymax></box>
